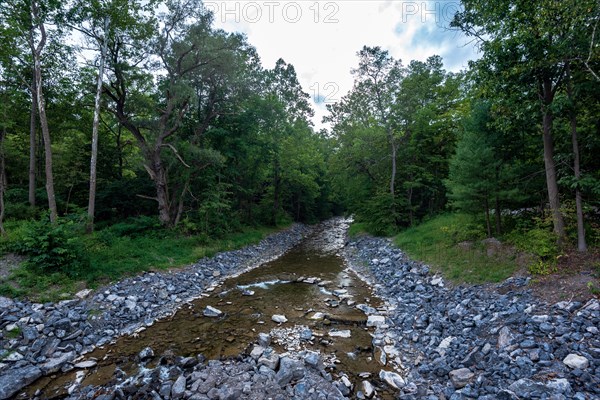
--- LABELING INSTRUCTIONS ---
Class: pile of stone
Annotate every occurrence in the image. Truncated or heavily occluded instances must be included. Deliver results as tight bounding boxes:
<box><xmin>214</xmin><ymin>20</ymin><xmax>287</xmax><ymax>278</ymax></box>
<box><xmin>344</xmin><ymin>236</ymin><xmax>600</xmax><ymax>399</ymax></box>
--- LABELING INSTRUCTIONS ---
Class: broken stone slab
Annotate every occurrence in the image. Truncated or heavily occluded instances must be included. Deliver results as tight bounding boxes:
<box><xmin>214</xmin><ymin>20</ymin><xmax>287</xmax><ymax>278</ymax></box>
<box><xmin>329</xmin><ymin>329</ymin><xmax>351</xmax><ymax>338</ymax></box>
<box><xmin>74</xmin><ymin>360</ymin><xmax>97</xmax><ymax>369</ymax></box>
<box><xmin>366</xmin><ymin>315</ymin><xmax>385</xmax><ymax>327</ymax></box>
<box><xmin>203</xmin><ymin>306</ymin><xmax>223</xmax><ymax>317</ymax></box>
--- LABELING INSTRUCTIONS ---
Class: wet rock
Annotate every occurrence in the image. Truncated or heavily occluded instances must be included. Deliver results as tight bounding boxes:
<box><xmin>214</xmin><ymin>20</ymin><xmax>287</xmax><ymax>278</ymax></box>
<box><xmin>362</xmin><ymin>380</ymin><xmax>375</xmax><ymax>398</ymax></box>
<box><xmin>258</xmin><ymin>349</ymin><xmax>279</xmax><ymax>370</ymax></box>
<box><xmin>139</xmin><ymin>347</ymin><xmax>154</xmax><ymax>361</ymax></box>
<box><xmin>203</xmin><ymin>306</ymin><xmax>223</xmax><ymax>317</ymax></box>
<box><xmin>328</xmin><ymin>329</ymin><xmax>351</xmax><ymax>338</ymax></box>
<box><xmin>271</xmin><ymin>314</ymin><xmax>288</xmax><ymax>323</ymax></box>
<box><xmin>563</xmin><ymin>354</ymin><xmax>589</xmax><ymax>369</ymax></box>
<box><xmin>74</xmin><ymin>360</ymin><xmax>97</xmax><ymax>369</ymax></box>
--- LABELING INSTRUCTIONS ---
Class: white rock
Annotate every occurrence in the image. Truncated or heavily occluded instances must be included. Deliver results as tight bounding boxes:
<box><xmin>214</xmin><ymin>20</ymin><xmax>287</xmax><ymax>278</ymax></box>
<box><xmin>379</xmin><ymin>370</ymin><xmax>405</xmax><ymax>389</ymax></box>
<box><xmin>271</xmin><ymin>314</ymin><xmax>288</xmax><ymax>323</ymax></box>
<box><xmin>340</xmin><ymin>375</ymin><xmax>352</xmax><ymax>388</ymax></box>
<box><xmin>75</xmin><ymin>289</ymin><xmax>93</xmax><ymax>299</ymax></box>
<box><xmin>250</xmin><ymin>345</ymin><xmax>265</xmax><ymax>360</ymax></box>
<box><xmin>436</xmin><ymin>336</ymin><xmax>455</xmax><ymax>355</ymax></box>
<box><xmin>329</xmin><ymin>329</ymin><xmax>352</xmax><ymax>338</ymax></box>
<box><xmin>362</xmin><ymin>381</ymin><xmax>375</xmax><ymax>398</ymax></box>
<box><xmin>309</xmin><ymin>312</ymin><xmax>325</xmax><ymax>320</ymax></box>
<box><xmin>5</xmin><ymin>352</ymin><xmax>24</xmax><ymax>361</ymax></box>
<box><xmin>74</xmin><ymin>360</ymin><xmax>97</xmax><ymax>369</ymax></box>
<box><xmin>366</xmin><ymin>315</ymin><xmax>386</xmax><ymax>327</ymax></box>
<box><xmin>430</xmin><ymin>276</ymin><xmax>444</xmax><ymax>287</ymax></box>
<box><xmin>563</xmin><ymin>354</ymin><xmax>589</xmax><ymax>369</ymax></box>
<box><xmin>203</xmin><ymin>306</ymin><xmax>223</xmax><ymax>317</ymax></box>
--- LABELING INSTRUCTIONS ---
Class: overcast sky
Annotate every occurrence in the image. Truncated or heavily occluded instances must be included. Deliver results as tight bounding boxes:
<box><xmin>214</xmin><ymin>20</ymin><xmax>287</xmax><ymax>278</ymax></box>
<box><xmin>205</xmin><ymin>0</ymin><xmax>479</xmax><ymax>129</ymax></box>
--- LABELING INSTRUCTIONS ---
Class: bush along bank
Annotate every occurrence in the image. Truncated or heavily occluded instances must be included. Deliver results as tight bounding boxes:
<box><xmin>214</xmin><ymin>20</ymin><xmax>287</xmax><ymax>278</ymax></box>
<box><xmin>343</xmin><ymin>235</ymin><xmax>600</xmax><ymax>399</ymax></box>
<box><xmin>0</xmin><ymin>223</ymin><xmax>312</xmax><ymax>400</ymax></box>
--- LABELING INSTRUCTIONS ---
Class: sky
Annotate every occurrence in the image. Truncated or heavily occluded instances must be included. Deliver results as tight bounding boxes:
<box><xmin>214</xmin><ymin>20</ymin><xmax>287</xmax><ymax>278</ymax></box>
<box><xmin>204</xmin><ymin>0</ymin><xmax>480</xmax><ymax>129</ymax></box>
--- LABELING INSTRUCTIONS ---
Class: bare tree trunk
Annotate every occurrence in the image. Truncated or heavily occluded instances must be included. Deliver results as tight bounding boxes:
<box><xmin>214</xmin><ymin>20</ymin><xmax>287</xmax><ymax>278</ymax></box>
<box><xmin>484</xmin><ymin>196</ymin><xmax>491</xmax><ymax>238</ymax></box>
<box><xmin>87</xmin><ymin>17</ymin><xmax>110</xmax><ymax>233</ymax></box>
<box><xmin>28</xmin><ymin>77</ymin><xmax>37</xmax><ymax>207</ymax></box>
<box><xmin>151</xmin><ymin>152</ymin><xmax>171</xmax><ymax>226</ymax></box>
<box><xmin>540</xmin><ymin>78</ymin><xmax>565</xmax><ymax>244</ymax></box>
<box><xmin>31</xmin><ymin>1</ymin><xmax>58</xmax><ymax>223</ymax></box>
<box><xmin>0</xmin><ymin>88</ymin><xmax>7</xmax><ymax>235</ymax></box>
<box><xmin>566</xmin><ymin>62</ymin><xmax>587</xmax><ymax>252</ymax></box>
<box><xmin>495</xmin><ymin>193</ymin><xmax>501</xmax><ymax>236</ymax></box>
<box><xmin>390</xmin><ymin>140</ymin><xmax>397</xmax><ymax>198</ymax></box>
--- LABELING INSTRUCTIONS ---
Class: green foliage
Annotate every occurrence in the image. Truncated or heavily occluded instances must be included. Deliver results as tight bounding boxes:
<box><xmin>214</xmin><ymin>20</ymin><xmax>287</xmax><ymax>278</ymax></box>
<box><xmin>394</xmin><ymin>213</ymin><xmax>517</xmax><ymax>283</ymax></box>
<box><xmin>347</xmin><ymin>222</ymin><xmax>368</xmax><ymax>238</ymax></box>
<box><xmin>356</xmin><ymin>191</ymin><xmax>399</xmax><ymax>236</ymax></box>
<box><xmin>7</xmin><ymin>216</ymin><xmax>89</xmax><ymax>278</ymax></box>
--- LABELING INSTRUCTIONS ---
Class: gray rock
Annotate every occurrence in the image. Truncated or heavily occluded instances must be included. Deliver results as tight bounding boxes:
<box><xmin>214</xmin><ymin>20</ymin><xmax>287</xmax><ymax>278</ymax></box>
<box><xmin>449</xmin><ymin>368</ymin><xmax>475</xmax><ymax>389</ymax></box>
<box><xmin>366</xmin><ymin>315</ymin><xmax>385</xmax><ymax>327</ymax></box>
<box><xmin>203</xmin><ymin>306</ymin><xmax>223</xmax><ymax>317</ymax></box>
<box><xmin>563</xmin><ymin>354</ymin><xmax>589</xmax><ymax>369</ymax></box>
<box><xmin>171</xmin><ymin>375</ymin><xmax>186</xmax><ymax>399</ymax></box>
<box><xmin>271</xmin><ymin>314</ymin><xmax>288</xmax><ymax>323</ymax></box>
<box><xmin>41</xmin><ymin>351</ymin><xmax>75</xmax><ymax>373</ymax></box>
<box><xmin>0</xmin><ymin>365</ymin><xmax>42</xmax><ymax>399</ymax></box>
<box><xmin>276</xmin><ymin>357</ymin><xmax>305</xmax><ymax>386</ymax></box>
<box><xmin>379</xmin><ymin>370</ymin><xmax>405</xmax><ymax>389</ymax></box>
<box><xmin>138</xmin><ymin>346</ymin><xmax>154</xmax><ymax>360</ymax></box>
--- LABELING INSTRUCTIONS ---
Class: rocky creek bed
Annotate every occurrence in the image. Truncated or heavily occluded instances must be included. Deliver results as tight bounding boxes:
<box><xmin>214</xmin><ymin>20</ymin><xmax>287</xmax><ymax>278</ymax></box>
<box><xmin>1</xmin><ymin>220</ymin><xmax>599</xmax><ymax>400</ymax></box>
<box><xmin>0</xmin><ymin>224</ymin><xmax>312</xmax><ymax>399</ymax></box>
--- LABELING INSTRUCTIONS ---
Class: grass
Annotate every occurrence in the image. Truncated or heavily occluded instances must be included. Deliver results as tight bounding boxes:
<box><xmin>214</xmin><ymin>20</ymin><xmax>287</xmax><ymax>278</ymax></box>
<box><xmin>0</xmin><ymin>224</ymin><xmax>284</xmax><ymax>302</ymax></box>
<box><xmin>394</xmin><ymin>213</ymin><xmax>519</xmax><ymax>284</ymax></box>
<box><xmin>348</xmin><ymin>222</ymin><xmax>369</xmax><ymax>238</ymax></box>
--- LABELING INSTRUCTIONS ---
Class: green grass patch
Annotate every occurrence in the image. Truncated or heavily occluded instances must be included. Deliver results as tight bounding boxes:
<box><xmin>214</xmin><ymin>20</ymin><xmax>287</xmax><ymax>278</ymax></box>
<box><xmin>348</xmin><ymin>222</ymin><xmax>368</xmax><ymax>238</ymax></box>
<box><xmin>1</xmin><ymin>222</ymin><xmax>285</xmax><ymax>301</ymax></box>
<box><xmin>394</xmin><ymin>213</ymin><xmax>518</xmax><ymax>284</ymax></box>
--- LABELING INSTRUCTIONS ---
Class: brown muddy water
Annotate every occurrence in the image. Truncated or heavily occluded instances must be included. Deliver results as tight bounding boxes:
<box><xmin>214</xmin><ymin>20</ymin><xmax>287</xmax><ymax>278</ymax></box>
<box><xmin>22</xmin><ymin>220</ymin><xmax>396</xmax><ymax>399</ymax></box>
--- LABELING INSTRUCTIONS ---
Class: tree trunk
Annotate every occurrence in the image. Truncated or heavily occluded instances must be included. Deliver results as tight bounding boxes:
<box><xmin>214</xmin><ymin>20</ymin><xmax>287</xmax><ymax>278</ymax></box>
<box><xmin>272</xmin><ymin>158</ymin><xmax>281</xmax><ymax>226</ymax></box>
<box><xmin>390</xmin><ymin>139</ymin><xmax>397</xmax><ymax>198</ymax></box>
<box><xmin>0</xmin><ymin>89</ymin><xmax>7</xmax><ymax>236</ymax></box>
<box><xmin>484</xmin><ymin>196</ymin><xmax>492</xmax><ymax>238</ymax></box>
<box><xmin>87</xmin><ymin>17</ymin><xmax>110</xmax><ymax>233</ymax></box>
<box><xmin>28</xmin><ymin>76</ymin><xmax>37</xmax><ymax>207</ymax></box>
<box><xmin>566</xmin><ymin>62</ymin><xmax>587</xmax><ymax>252</ymax></box>
<box><xmin>495</xmin><ymin>193</ymin><xmax>501</xmax><ymax>236</ymax></box>
<box><xmin>151</xmin><ymin>152</ymin><xmax>171</xmax><ymax>226</ymax></box>
<box><xmin>540</xmin><ymin>78</ymin><xmax>565</xmax><ymax>243</ymax></box>
<box><xmin>31</xmin><ymin>3</ymin><xmax>58</xmax><ymax>223</ymax></box>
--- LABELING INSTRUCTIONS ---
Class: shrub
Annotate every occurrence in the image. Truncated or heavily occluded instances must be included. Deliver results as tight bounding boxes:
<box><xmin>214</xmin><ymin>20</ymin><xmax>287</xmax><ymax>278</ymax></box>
<box><xmin>9</xmin><ymin>216</ymin><xmax>89</xmax><ymax>277</ymax></box>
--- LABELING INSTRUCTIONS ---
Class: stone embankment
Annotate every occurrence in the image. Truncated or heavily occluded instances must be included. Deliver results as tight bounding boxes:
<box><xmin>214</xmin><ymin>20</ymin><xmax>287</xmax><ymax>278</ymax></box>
<box><xmin>344</xmin><ymin>235</ymin><xmax>600</xmax><ymax>399</ymax></box>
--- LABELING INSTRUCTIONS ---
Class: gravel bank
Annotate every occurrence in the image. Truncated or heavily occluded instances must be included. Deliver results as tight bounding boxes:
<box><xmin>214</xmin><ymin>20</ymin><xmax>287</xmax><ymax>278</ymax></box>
<box><xmin>344</xmin><ymin>235</ymin><xmax>600</xmax><ymax>399</ymax></box>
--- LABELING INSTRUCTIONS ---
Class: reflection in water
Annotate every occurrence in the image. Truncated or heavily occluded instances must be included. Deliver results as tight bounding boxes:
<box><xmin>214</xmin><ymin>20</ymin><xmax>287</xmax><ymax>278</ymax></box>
<box><xmin>23</xmin><ymin>219</ymin><xmax>393</xmax><ymax>399</ymax></box>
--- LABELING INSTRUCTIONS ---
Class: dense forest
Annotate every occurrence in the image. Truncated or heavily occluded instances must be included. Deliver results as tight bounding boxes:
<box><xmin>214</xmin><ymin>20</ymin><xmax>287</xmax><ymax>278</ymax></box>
<box><xmin>0</xmin><ymin>0</ymin><xmax>599</xmax><ymax>298</ymax></box>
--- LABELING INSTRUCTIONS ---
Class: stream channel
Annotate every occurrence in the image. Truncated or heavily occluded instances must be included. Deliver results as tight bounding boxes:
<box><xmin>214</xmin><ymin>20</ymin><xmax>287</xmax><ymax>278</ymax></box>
<box><xmin>21</xmin><ymin>219</ymin><xmax>397</xmax><ymax>399</ymax></box>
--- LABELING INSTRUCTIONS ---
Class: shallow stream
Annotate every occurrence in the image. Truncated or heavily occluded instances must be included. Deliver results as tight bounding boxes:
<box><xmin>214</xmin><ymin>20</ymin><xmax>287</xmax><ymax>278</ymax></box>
<box><xmin>22</xmin><ymin>219</ymin><xmax>394</xmax><ymax>398</ymax></box>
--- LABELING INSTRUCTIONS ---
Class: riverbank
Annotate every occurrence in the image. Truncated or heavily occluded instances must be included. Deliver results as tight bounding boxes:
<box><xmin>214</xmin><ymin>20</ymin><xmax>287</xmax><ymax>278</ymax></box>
<box><xmin>344</xmin><ymin>234</ymin><xmax>600</xmax><ymax>399</ymax></box>
<box><xmin>0</xmin><ymin>223</ymin><xmax>312</xmax><ymax>399</ymax></box>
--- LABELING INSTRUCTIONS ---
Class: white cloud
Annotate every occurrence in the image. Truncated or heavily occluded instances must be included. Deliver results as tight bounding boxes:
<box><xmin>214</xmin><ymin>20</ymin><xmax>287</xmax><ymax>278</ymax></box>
<box><xmin>206</xmin><ymin>0</ymin><xmax>479</xmax><ymax>130</ymax></box>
